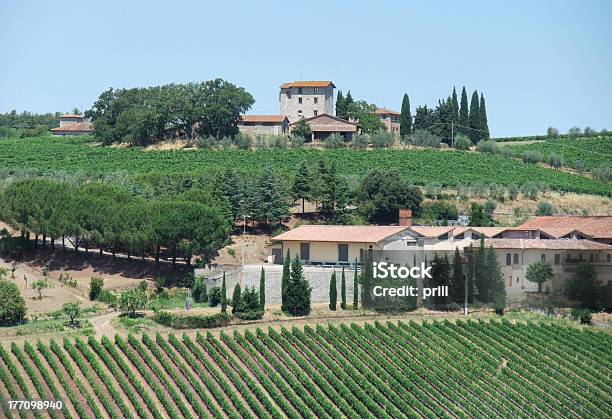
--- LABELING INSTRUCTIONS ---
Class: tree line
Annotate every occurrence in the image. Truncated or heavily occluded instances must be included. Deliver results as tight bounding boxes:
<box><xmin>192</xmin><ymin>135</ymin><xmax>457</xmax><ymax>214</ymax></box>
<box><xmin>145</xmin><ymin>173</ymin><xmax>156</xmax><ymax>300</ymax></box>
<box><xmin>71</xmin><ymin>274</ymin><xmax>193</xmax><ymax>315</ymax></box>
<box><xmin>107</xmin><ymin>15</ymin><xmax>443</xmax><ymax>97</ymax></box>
<box><xmin>399</xmin><ymin>87</ymin><xmax>490</xmax><ymax>145</ymax></box>
<box><xmin>0</xmin><ymin>179</ymin><xmax>232</xmax><ymax>265</ymax></box>
<box><xmin>335</xmin><ymin>90</ymin><xmax>385</xmax><ymax>134</ymax></box>
<box><xmin>85</xmin><ymin>79</ymin><xmax>255</xmax><ymax>146</ymax></box>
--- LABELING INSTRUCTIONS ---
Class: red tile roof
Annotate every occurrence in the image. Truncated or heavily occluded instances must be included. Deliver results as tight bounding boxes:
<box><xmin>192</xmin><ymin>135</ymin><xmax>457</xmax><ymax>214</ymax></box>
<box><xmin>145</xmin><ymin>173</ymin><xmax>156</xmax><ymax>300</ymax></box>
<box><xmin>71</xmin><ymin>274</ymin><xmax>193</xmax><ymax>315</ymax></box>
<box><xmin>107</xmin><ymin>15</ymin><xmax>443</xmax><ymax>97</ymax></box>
<box><xmin>240</xmin><ymin>115</ymin><xmax>288</xmax><ymax>123</ymax></box>
<box><xmin>375</xmin><ymin>107</ymin><xmax>400</xmax><ymax>115</ymax></box>
<box><xmin>518</xmin><ymin>216</ymin><xmax>612</xmax><ymax>239</ymax></box>
<box><xmin>60</xmin><ymin>114</ymin><xmax>84</xmax><ymax>119</ymax></box>
<box><xmin>280</xmin><ymin>81</ymin><xmax>335</xmax><ymax>89</ymax></box>
<box><xmin>473</xmin><ymin>239</ymin><xmax>612</xmax><ymax>251</ymax></box>
<box><xmin>273</xmin><ymin>225</ymin><xmax>410</xmax><ymax>243</ymax></box>
<box><xmin>409</xmin><ymin>226</ymin><xmax>454</xmax><ymax>238</ymax></box>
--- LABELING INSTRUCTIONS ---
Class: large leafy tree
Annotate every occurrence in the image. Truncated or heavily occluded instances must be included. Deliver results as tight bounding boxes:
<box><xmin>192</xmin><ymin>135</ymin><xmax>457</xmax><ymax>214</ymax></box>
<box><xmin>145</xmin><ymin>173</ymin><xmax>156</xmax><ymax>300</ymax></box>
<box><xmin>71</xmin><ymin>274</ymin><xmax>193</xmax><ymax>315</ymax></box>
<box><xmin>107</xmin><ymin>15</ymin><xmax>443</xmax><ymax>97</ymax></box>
<box><xmin>400</xmin><ymin>93</ymin><xmax>412</xmax><ymax>138</ymax></box>
<box><xmin>347</xmin><ymin>100</ymin><xmax>384</xmax><ymax>133</ymax></box>
<box><xmin>292</xmin><ymin>117</ymin><xmax>311</xmax><ymax>139</ymax></box>
<box><xmin>526</xmin><ymin>260</ymin><xmax>553</xmax><ymax>293</ymax></box>
<box><xmin>357</xmin><ymin>168</ymin><xmax>422</xmax><ymax>223</ymax></box>
<box><xmin>413</xmin><ymin>105</ymin><xmax>435</xmax><ymax>132</ymax></box>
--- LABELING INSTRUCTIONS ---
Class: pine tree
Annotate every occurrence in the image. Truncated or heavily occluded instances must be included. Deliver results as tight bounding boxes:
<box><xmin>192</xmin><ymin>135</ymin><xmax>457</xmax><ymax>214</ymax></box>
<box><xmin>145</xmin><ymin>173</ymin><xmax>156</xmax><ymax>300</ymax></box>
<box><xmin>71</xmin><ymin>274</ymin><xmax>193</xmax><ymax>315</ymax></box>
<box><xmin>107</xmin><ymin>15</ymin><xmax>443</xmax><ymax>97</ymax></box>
<box><xmin>259</xmin><ymin>267</ymin><xmax>266</xmax><ymax>310</ymax></box>
<box><xmin>329</xmin><ymin>271</ymin><xmax>337</xmax><ymax>310</ymax></box>
<box><xmin>353</xmin><ymin>261</ymin><xmax>359</xmax><ymax>310</ymax></box>
<box><xmin>451</xmin><ymin>86</ymin><xmax>459</xmax><ymax>127</ymax></box>
<box><xmin>336</xmin><ymin>91</ymin><xmax>346</xmax><ymax>119</ymax></box>
<box><xmin>231</xmin><ymin>283</ymin><xmax>242</xmax><ymax>313</ymax></box>
<box><xmin>488</xmin><ymin>246</ymin><xmax>506</xmax><ymax>314</ymax></box>
<box><xmin>459</xmin><ymin>87</ymin><xmax>469</xmax><ymax>135</ymax></box>
<box><xmin>450</xmin><ymin>247</ymin><xmax>464</xmax><ymax>304</ymax></box>
<box><xmin>319</xmin><ymin>160</ymin><xmax>350</xmax><ymax>223</ymax></box>
<box><xmin>292</xmin><ymin>161</ymin><xmax>311</xmax><ymax>214</ymax></box>
<box><xmin>257</xmin><ymin>166</ymin><xmax>290</xmax><ymax>231</ymax></box>
<box><xmin>468</xmin><ymin>90</ymin><xmax>480</xmax><ymax>143</ymax></box>
<box><xmin>340</xmin><ymin>267</ymin><xmax>347</xmax><ymax>309</ymax></box>
<box><xmin>221</xmin><ymin>272</ymin><xmax>227</xmax><ymax>313</ymax></box>
<box><xmin>281</xmin><ymin>249</ymin><xmax>290</xmax><ymax>312</ymax></box>
<box><xmin>285</xmin><ymin>256</ymin><xmax>312</xmax><ymax>316</ymax></box>
<box><xmin>479</xmin><ymin>93</ymin><xmax>490</xmax><ymax>140</ymax></box>
<box><xmin>400</xmin><ymin>93</ymin><xmax>412</xmax><ymax>138</ymax></box>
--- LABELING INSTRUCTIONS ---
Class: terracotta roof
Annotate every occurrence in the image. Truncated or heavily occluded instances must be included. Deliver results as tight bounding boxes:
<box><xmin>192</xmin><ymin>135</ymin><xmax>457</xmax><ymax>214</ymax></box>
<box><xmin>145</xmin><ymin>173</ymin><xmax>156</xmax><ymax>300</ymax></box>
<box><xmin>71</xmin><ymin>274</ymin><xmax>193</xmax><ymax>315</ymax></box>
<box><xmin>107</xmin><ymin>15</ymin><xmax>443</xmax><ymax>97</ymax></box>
<box><xmin>518</xmin><ymin>216</ymin><xmax>612</xmax><ymax>239</ymax></box>
<box><xmin>411</xmin><ymin>226</ymin><xmax>508</xmax><ymax>238</ymax></box>
<box><xmin>409</xmin><ymin>226</ymin><xmax>455</xmax><ymax>238</ymax></box>
<box><xmin>290</xmin><ymin>114</ymin><xmax>357</xmax><ymax>133</ymax></box>
<box><xmin>60</xmin><ymin>114</ymin><xmax>84</xmax><ymax>119</ymax></box>
<box><xmin>280</xmin><ymin>81</ymin><xmax>335</xmax><ymax>89</ymax></box>
<box><xmin>470</xmin><ymin>239</ymin><xmax>612</xmax><ymax>251</ymax></box>
<box><xmin>50</xmin><ymin>122</ymin><xmax>93</xmax><ymax>132</ymax></box>
<box><xmin>375</xmin><ymin>108</ymin><xmax>400</xmax><ymax>115</ymax></box>
<box><xmin>273</xmin><ymin>225</ymin><xmax>410</xmax><ymax>243</ymax></box>
<box><xmin>240</xmin><ymin>115</ymin><xmax>288</xmax><ymax>123</ymax></box>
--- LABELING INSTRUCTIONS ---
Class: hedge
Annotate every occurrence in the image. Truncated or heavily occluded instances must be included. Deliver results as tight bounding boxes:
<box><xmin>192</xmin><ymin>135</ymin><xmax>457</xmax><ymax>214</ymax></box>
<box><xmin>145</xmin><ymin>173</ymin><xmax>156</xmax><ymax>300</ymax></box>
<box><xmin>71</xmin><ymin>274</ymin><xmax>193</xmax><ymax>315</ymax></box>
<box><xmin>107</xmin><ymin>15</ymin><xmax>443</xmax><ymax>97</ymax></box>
<box><xmin>153</xmin><ymin>311</ymin><xmax>231</xmax><ymax>329</ymax></box>
<box><xmin>233</xmin><ymin>310</ymin><xmax>264</xmax><ymax>321</ymax></box>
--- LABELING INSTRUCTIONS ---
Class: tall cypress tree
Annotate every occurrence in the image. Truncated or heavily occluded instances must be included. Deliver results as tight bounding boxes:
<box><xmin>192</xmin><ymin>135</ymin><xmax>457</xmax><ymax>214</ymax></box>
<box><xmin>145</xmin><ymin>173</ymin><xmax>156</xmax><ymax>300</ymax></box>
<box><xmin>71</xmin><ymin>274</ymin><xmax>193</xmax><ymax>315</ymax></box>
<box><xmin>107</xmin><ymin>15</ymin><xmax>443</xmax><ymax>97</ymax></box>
<box><xmin>468</xmin><ymin>90</ymin><xmax>481</xmax><ymax>143</ymax></box>
<box><xmin>329</xmin><ymin>271</ymin><xmax>337</xmax><ymax>310</ymax></box>
<box><xmin>285</xmin><ymin>256</ymin><xmax>312</xmax><ymax>316</ymax></box>
<box><xmin>474</xmin><ymin>237</ymin><xmax>489</xmax><ymax>302</ymax></box>
<box><xmin>450</xmin><ymin>247</ymin><xmax>464</xmax><ymax>304</ymax></box>
<box><xmin>488</xmin><ymin>246</ymin><xmax>506</xmax><ymax>314</ymax></box>
<box><xmin>353</xmin><ymin>261</ymin><xmax>358</xmax><ymax>310</ymax></box>
<box><xmin>451</xmin><ymin>86</ymin><xmax>459</xmax><ymax>126</ymax></box>
<box><xmin>335</xmin><ymin>90</ymin><xmax>345</xmax><ymax>119</ymax></box>
<box><xmin>459</xmin><ymin>86</ymin><xmax>469</xmax><ymax>134</ymax></box>
<box><xmin>231</xmin><ymin>283</ymin><xmax>242</xmax><ymax>314</ymax></box>
<box><xmin>400</xmin><ymin>93</ymin><xmax>412</xmax><ymax>138</ymax></box>
<box><xmin>259</xmin><ymin>267</ymin><xmax>266</xmax><ymax>310</ymax></box>
<box><xmin>340</xmin><ymin>267</ymin><xmax>347</xmax><ymax>309</ymax></box>
<box><xmin>466</xmin><ymin>244</ymin><xmax>475</xmax><ymax>303</ymax></box>
<box><xmin>344</xmin><ymin>91</ymin><xmax>354</xmax><ymax>119</ymax></box>
<box><xmin>221</xmin><ymin>272</ymin><xmax>227</xmax><ymax>313</ymax></box>
<box><xmin>281</xmin><ymin>249</ymin><xmax>291</xmax><ymax>312</ymax></box>
<box><xmin>479</xmin><ymin>93</ymin><xmax>490</xmax><ymax>140</ymax></box>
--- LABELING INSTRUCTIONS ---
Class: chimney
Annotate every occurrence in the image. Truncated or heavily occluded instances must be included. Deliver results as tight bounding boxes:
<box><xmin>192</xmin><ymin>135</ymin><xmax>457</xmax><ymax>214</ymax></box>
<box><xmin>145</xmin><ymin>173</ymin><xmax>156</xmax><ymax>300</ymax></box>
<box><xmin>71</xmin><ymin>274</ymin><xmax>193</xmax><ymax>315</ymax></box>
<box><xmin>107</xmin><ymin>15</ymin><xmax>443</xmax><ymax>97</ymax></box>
<box><xmin>399</xmin><ymin>208</ymin><xmax>412</xmax><ymax>227</ymax></box>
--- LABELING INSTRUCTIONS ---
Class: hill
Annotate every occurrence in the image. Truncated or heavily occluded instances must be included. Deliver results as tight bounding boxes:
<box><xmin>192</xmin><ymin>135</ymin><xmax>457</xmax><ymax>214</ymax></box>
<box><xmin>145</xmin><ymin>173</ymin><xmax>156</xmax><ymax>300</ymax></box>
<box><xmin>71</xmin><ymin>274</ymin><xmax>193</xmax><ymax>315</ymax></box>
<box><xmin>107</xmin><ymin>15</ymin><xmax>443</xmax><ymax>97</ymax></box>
<box><xmin>0</xmin><ymin>136</ymin><xmax>610</xmax><ymax>196</ymax></box>
<box><xmin>0</xmin><ymin>321</ymin><xmax>609</xmax><ymax>418</ymax></box>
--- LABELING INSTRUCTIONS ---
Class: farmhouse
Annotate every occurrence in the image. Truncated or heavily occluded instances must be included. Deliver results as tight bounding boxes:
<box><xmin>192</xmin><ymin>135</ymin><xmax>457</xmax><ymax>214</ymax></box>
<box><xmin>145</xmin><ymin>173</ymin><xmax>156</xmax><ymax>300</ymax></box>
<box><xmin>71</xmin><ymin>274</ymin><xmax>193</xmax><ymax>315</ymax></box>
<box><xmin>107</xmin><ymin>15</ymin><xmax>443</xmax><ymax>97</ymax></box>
<box><xmin>50</xmin><ymin>114</ymin><xmax>94</xmax><ymax>136</ymax></box>
<box><xmin>237</xmin><ymin>115</ymin><xmax>289</xmax><ymax>136</ymax></box>
<box><xmin>289</xmin><ymin>113</ymin><xmax>358</xmax><ymax>142</ymax></box>
<box><xmin>376</xmin><ymin>107</ymin><xmax>401</xmax><ymax>137</ymax></box>
<box><xmin>518</xmin><ymin>216</ymin><xmax>612</xmax><ymax>244</ymax></box>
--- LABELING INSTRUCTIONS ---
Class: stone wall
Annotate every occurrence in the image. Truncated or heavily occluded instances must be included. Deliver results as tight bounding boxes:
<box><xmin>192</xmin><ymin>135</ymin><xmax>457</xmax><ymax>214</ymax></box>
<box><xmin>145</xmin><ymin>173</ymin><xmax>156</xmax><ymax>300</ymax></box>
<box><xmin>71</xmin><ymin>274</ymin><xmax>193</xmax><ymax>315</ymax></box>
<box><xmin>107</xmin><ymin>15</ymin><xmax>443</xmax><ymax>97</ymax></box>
<box><xmin>280</xmin><ymin>86</ymin><xmax>334</xmax><ymax>122</ymax></box>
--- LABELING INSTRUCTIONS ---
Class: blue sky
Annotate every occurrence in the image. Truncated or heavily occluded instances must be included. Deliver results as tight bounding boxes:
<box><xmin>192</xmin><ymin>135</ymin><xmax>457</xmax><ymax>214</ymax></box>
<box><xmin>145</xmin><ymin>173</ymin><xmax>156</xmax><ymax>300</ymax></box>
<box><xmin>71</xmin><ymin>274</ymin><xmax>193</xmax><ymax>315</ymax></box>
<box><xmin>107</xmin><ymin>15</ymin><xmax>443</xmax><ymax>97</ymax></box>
<box><xmin>1</xmin><ymin>0</ymin><xmax>610</xmax><ymax>137</ymax></box>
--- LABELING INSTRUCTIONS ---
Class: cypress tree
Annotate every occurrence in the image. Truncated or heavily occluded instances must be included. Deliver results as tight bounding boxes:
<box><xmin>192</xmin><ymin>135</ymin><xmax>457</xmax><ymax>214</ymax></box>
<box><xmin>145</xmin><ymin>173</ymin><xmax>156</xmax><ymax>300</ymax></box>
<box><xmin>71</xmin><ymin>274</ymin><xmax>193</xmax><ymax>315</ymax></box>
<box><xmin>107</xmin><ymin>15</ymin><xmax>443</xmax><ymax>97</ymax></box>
<box><xmin>466</xmin><ymin>244</ymin><xmax>475</xmax><ymax>303</ymax></box>
<box><xmin>340</xmin><ymin>267</ymin><xmax>347</xmax><ymax>310</ymax></box>
<box><xmin>336</xmin><ymin>91</ymin><xmax>345</xmax><ymax>119</ymax></box>
<box><xmin>474</xmin><ymin>237</ymin><xmax>488</xmax><ymax>302</ymax></box>
<box><xmin>450</xmin><ymin>247</ymin><xmax>464</xmax><ymax>304</ymax></box>
<box><xmin>361</xmin><ymin>252</ymin><xmax>373</xmax><ymax>308</ymax></box>
<box><xmin>468</xmin><ymin>90</ymin><xmax>480</xmax><ymax>143</ymax></box>
<box><xmin>221</xmin><ymin>272</ymin><xmax>227</xmax><ymax>313</ymax></box>
<box><xmin>344</xmin><ymin>91</ymin><xmax>354</xmax><ymax>119</ymax></box>
<box><xmin>353</xmin><ymin>260</ymin><xmax>358</xmax><ymax>310</ymax></box>
<box><xmin>459</xmin><ymin>86</ymin><xmax>469</xmax><ymax>134</ymax></box>
<box><xmin>329</xmin><ymin>271</ymin><xmax>337</xmax><ymax>311</ymax></box>
<box><xmin>451</xmin><ymin>86</ymin><xmax>459</xmax><ymax>126</ymax></box>
<box><xmin>281</xmin><ymin>249</ymin><xmax>290</xmax><ymax>312</ymax></box>
<box><xmin>479</xmin><ymin>93</ymin><xmax>490</xmax><ymax>140</ymax></box>
<box><xmin>488</xmin><ymin>246</ymin><xmax>506</xmax><ymax>315</ymax></box>
<box><xmin>231</xmin><ymin>283</ymin><xmax>242</xmax><ymax>314</ymax></box>
<box><xmin>259</xmin><ymin>267</ymin><xmax>266</xmax><ymax>310</ymax></box>
<box><xmin>399</xmin><ymin>93</ymin><xmax>412</xmax><ymax>138</ymax></box>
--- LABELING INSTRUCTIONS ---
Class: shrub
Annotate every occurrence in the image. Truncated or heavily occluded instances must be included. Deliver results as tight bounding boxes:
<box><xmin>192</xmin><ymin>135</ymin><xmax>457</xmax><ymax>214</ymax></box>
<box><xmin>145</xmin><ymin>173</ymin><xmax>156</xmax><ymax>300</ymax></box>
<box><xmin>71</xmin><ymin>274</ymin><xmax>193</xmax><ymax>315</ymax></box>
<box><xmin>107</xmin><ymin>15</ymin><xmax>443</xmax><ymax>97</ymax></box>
<box><xmin>241</xmin><ymin>286</ymin><xmax>260</xmax><ymax>312</ymax></box>
<box><xmin>137</xmin><ymin>280</ymin><xmax>148</xmax><ymax>293</ymax></box>
<box><xmin>410</xmin><ymin>129</ymin><xmax>440</xmax><ymax>148</ymax></box>
<box><xmin>583</xmin><ymin>127</ymin><xmax>595</xmax><ymax>137</ymax></box>
<box><xmin>233</xmin><ymin>310</ymin><xmax>264</xmax><ymax>321</ymax></box>
<box><xmin>233</xmin><ymin>133</ymin><xmax>252</xmax><ymax>150</ymax></box>
<box><xmin>508</xmin><ymin>184</ymin><xmax>519</xmax><ymax>200</ymax></box>
<box><xmin>546</xmin><ymin>127</ymin><xmax>559</xmax><ymax>138</ymax></box>
<box><xmin>453</xmin><ymin>134</ymin><xmax>471</xmax><ymax>150</ymax></box>
<box><xmin>289</xmin><ymin>135</ymin><xmax>304</xmax><ymax>148</ymax></box>
<box><xmin>535</xmin><ymin>200</ymin><xmax>555</xmax><ymax>216</ymax></box>
<box><xmin>570</xmin><ymin>307</ymin><xmax>592</xmax><ymax>325</ymax></box>
<box><xmin>119</xmin><ymin>289</ymin><xmax>147</xmax><ymax>318</ymax></box>
<box><xmin>323</xmin><ymin>133</ymin><xmax>345</xmax><ymax>149</ymax></box>
<box><xmin>154</xmin><ymin>276</ymin><xmax>167</xmax><ymax>293</ymax></box>
<box><xmin>488</xmin><ymin>183</ymin><xmax>506</xmax><ymax>201</ymax></box>
<box><xmin>192</xmin><ymin>277</ymin><xmax>207</xmax><ymax>303</ymax></box>
<box><xmin>89</xmin><ymin>277</ymin><xmax>104</xmax><ymax>300</ymax></box>
<box><xmin>352</xmin><ymin>134</ymin><xmax>369</xmax><ymax>150</ymax></box>
<box><xmin>196</xmin><ymin>136</ymin><xmax>216</xmax><ymax>149</ymax></box>
<box><xmin>499</xmin><ymin>147</ymin><xmax>515</xmax><ymax>158</ymax></box>
<box><xmin>591</xmin><ymin>165</ymin><xmax>612</xmax><ymax>182</ymax></box>
<box><xmin>573</xmin><ymin>160</ymin><xmax>587</xmax><ymax>174</ymax></box>
<box><xmin>270</xmin><ymin>135</ymin><xmax>288</xmax><ymax>149</ymax></box>
<box><xmin>476</xmin><ymin>140</ymin><xmax>498</xmax><ymax>154</ymax></box>
<box><xmin>568</xmin><ymin>126</ymin><xmax>581</xmax><ymax>137</ymax></box>
<box><xmin>208</xmin><ymin>287</ymin><xmax>221</xmax><ymax>307</ymax></box>
<box><xmin>522</xmin><ymin>150</ymin><xmax>541</xmax><ymax>164</ymax></box>
<box><xmin>97</xmin><ymin>290</ymin><xmax>118</xmax><ymax>308</ymax></box>
<box><xmin>153</xmin><ymin>311</ymin><xmax>231</xmax><ymax>329</ymax></box>
<box><xmin>483</xmin><ymin>199</ymin><xmax>496</xmax><ymax>217</ymax></box>
<box><xmin>521</xmin><ymin>182</ymin><xmax>540</xmax><ymax>200</ymax></box>
<box><xmin>0</xmin><ymin>280</ymin><xmax>26</xmax><ymax>326</ymax></box>
<box><xmin>548</xmin><ymin>153</ymin><xmax>563</xmax><ymax>169</ymax></box>
<box><xmin>370</xmin><ymin>131</ymin><xmax>395</xmax><ymax>148</ymax></box>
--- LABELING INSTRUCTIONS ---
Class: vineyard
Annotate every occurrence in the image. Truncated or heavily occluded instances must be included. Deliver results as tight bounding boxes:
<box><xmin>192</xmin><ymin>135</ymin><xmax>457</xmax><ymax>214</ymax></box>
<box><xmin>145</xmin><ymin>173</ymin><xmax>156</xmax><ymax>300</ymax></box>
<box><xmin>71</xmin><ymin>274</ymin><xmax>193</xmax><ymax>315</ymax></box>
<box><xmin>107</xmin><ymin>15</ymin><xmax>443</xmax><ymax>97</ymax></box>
<box><xmin>0</xmin><ymin>137</ymin><xmax>610</xmax><ymax>196</ymax></box>
<box><xmin>503</xmin><ymin>137</ymin><xmax>612</xmax><ymax>170</ymax></box>
<box><xmin>0</xmin><ymin>321</ymin><xmax>610</xmax><ymax>418</ymax></box>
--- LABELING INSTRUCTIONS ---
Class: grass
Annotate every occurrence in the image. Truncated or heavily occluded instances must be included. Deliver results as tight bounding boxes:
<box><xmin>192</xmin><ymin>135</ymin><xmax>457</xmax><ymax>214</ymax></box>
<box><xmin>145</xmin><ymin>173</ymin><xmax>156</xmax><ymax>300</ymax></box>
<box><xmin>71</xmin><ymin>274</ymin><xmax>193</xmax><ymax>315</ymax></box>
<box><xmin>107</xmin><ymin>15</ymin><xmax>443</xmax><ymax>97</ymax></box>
<box><xmin>13</xmin><ymin>319</ymin><xmax>94</xmax><ymax>336</ymax></box>
<box><xmin>146</xmin><ymin>290</ymin><xmax>209</xmax><ymax>310</ymax></box>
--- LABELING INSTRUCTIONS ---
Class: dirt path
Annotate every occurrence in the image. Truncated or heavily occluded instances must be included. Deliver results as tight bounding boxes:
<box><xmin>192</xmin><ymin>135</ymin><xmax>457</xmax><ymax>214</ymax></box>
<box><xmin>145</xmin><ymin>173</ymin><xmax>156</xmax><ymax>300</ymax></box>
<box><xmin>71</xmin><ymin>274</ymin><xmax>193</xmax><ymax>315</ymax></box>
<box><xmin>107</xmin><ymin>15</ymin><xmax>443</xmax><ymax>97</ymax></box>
<box><xmin>90</xmin><ymin>312</ymin><xmax>121</xmax><ymax>338</ymax></box>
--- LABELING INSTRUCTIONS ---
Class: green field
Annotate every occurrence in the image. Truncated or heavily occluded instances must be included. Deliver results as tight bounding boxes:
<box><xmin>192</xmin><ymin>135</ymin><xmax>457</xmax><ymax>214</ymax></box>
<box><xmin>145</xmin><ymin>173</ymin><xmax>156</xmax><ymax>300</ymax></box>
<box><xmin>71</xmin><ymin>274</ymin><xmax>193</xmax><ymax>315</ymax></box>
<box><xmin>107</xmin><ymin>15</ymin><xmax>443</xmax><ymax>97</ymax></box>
<box><xmin>1</xmin><ymin>136</ymin><xmax>611</xmax><ymax>196</ymax></box>
<box><xmin>503</xmin><ymin>137</ymin><xmax>612</xmax><ymax>170</ymax></box>
<box><xmin>0</xmin><ymin>321</ymin><xmax>610</xmax><ymax>418</ymax></box>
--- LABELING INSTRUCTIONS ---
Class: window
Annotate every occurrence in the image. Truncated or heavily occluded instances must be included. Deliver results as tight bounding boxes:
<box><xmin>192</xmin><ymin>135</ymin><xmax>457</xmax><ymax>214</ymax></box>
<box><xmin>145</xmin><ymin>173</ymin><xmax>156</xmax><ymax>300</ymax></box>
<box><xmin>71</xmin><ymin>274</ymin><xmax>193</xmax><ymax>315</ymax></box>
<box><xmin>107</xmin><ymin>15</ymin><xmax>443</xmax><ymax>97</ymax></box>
<box><xmin>590</xmin><ymin>253</ymin><xmax>596</xmax><ymax>262</ymax></box>
<box><xmin>300</xmin><ymin>243</ymin><xmax>310</xmax><ymax>261</ymax></box>
<box><xmin>287</xmin><ymin>92</ymin><xmax>291</xmax><ymax>99</ymax></box>
<box><xmin>607</xmin><ymin>254</ymin><xmax>611</xmax><ymax>262</ymax></box>
<box><xmin>298</xmin><ymin>97</ymin><xmax>302</xmax><ymax>104</ymax></box>
<box><xmin>513</xmin><ymin>253</ymin><xmax>519</xmax><ymax>264</ymax></box>
<box><xmin>314</xmin><ymin>97</ymin><xmax>318</xmax><ymax>104</ymax></box>
<box><xmin>506</xmin><ymin>253</ymin><xmax>512</xmax><ymax>266</ymax></box>
<box><xmin>314</xmin><ymin>87</ymin><xmax>319</xmax><ymax>94</ymax></box>
<box><xmin>541</xmin><ymin>254</ymin><xmax>546</xmax><ymax>262</ymax></box>
<box><xmin>298</xmin><ymin>87</ymin><xmax>303</xmax><ymax>94</ymax></box>
<box><xmin>338</xmin><ymin>244</ymin><xmax>349</xmax><ymax>262</ymax></box>
<box><xmin>554</xmin><ymin>254</ymin><xmax>561</xmax><ymax>265</ymax></box>
<box><xmin>314</xmin><ymin>110</ymin><xmax>318</xmax><ymax>116</ymax></box>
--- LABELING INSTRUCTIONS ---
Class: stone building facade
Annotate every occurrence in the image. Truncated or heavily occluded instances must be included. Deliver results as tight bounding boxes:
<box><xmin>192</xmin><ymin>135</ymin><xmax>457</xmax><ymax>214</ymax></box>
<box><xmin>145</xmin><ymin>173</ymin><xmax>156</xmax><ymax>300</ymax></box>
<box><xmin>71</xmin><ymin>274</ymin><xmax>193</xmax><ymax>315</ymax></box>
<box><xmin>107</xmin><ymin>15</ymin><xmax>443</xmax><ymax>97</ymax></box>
<box><xmin>237</xmin><ymin>115</ymin><xmax>289</xmax><ymax>136</ymax></box>
<box><xmin>279</xmin><ymin>81</ymin><xmax>335</xmax><ymax>122</ymax></box>
<box><xmin>376</xmin><ymin>108</ymin><xmax>401</xmax><ymax>137</ymax></box>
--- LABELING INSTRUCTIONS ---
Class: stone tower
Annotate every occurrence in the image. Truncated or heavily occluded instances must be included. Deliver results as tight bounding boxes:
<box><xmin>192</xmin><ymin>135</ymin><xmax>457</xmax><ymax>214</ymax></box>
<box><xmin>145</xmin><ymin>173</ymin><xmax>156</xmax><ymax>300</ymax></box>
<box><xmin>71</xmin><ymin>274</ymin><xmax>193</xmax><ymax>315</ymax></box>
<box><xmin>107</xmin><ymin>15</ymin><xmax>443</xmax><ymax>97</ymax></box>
<box><xmin>279</xmin><ymin>81</ymin><xmax>335</xmax><ymax>122</ymax></box>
